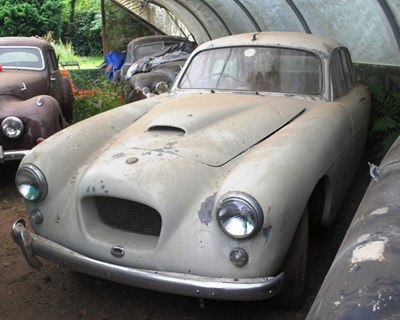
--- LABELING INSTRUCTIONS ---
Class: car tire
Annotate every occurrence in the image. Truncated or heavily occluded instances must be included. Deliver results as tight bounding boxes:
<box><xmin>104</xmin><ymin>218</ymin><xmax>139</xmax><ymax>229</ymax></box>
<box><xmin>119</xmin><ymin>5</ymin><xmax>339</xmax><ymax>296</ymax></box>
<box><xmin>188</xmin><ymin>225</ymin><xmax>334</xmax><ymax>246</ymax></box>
<box><xmin>270</xmin><ymin>208</ymin><xmax>308</xmax><ymax>309</ymax></box>
<box><xmin>60</xmin><ymin>76</ymin><xmax>74</xmax><ymax>122</ymax></box>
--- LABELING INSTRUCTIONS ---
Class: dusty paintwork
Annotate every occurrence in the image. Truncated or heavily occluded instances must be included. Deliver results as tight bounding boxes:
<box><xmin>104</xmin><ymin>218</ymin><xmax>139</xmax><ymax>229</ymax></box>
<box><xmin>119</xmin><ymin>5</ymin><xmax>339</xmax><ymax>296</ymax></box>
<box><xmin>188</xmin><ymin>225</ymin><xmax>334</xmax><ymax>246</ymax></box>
<box><xmin>12</xmin><ymin>32</ymin><xmax>370</xmax><ymax>307</ymax></box>
<box><xmin>307</xmin><ymin>135</ymin><xmax>400</xmax><ymax>319</ymax></box>
<box><xmin>0</xmin><ymin>37</ymin><xmax>73</xmax><ymax>163</ymax></box>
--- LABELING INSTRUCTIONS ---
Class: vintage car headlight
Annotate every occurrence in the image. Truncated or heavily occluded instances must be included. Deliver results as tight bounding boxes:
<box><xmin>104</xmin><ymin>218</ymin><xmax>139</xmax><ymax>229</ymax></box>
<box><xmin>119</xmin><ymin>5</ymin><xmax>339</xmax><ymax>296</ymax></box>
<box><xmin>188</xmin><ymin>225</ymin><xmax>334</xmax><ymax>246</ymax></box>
<box><xmin>1</xmin><ymin>116</ymin><xmax>24</xmax><ymax>138</ymax></box>
<box><xmin>15</xmin><ymin>164</ymin><xmax>47</xmax><ymax>202</ymax></box>
<box><xmin>155</xmin><ymin>81</ymin><xmax>169</xmax><ymax>94</ymax></box>
<box><xmin>216</xmin><ymin>192</ymin><xmax>264</xmax><ymax>239</ymax></box>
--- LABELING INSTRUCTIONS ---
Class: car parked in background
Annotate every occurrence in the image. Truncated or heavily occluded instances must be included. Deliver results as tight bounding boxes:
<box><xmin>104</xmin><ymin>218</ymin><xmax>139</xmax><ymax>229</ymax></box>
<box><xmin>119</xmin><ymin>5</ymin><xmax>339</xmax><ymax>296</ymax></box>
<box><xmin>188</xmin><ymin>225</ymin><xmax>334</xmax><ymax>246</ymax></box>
<box><xmin>0</xmin><ymin>37</ymin><xmax>73</xmax><ymax>163</ymax></box>
<box><xmin>118</xmin><ymin>35</ymin><xmax>196</xmax><ymax>101</ymax></box>
<box><xmin>12</xmin><ymin>32</ymin><xmax>370</xmax><ymax>309</ymax></box>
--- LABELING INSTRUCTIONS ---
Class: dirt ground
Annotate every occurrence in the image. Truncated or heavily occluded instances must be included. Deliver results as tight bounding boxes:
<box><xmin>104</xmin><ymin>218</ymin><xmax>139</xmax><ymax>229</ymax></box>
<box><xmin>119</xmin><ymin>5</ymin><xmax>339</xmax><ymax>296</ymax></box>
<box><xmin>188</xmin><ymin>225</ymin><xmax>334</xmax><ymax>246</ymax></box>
<box><xmin>0</xmin><ymin>156</ymin><xmax>372</xmax><ymax>320</ymax></box>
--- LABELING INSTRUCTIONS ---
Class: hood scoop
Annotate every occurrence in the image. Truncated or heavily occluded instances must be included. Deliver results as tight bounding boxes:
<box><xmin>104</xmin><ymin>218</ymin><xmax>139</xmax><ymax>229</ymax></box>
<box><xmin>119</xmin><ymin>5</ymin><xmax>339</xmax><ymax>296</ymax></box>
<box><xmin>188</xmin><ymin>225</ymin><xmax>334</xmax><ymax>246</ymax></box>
<box><xmin>147</xmin><ymin>125</ymin><xmax>186</xmax><ymax>136</ymax></box>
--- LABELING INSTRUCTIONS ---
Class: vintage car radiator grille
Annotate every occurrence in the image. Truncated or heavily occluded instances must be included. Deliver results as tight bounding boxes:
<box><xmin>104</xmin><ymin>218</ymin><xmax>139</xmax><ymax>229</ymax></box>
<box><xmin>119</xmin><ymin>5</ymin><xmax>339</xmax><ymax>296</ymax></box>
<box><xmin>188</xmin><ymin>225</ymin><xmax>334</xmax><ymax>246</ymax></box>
<box><xmin>95</xmin><ymin>197</ymin><xmax>162</xmax><ymax>236</ymax></box>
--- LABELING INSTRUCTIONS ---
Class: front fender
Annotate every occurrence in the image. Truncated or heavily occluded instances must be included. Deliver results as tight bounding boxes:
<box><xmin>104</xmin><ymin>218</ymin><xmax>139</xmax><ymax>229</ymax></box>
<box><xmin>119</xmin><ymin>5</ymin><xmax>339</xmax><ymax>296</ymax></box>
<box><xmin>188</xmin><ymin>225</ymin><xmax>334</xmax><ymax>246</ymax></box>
<box><xmin>0</xmin><ymin>94</ymin><xmax>63</xmax><ymax>148</ymax></box>
<box><xmin>214</xmin><ymin>103</ymin><xmax>354</xmax><ymax>273</ymax></box>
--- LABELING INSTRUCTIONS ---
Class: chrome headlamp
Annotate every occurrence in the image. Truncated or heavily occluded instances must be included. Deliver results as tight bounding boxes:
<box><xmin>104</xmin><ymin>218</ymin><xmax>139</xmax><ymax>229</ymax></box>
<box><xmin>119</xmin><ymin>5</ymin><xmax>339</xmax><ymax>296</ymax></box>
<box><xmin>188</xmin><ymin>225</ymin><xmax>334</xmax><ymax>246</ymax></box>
<box><xmin>216</xmin><ymin>192</ymin><xmax>264</xmax><ymax>239</ymax></box>
<box><xmin>1</xmin><ymin>116</ymin><xmax>24</xmax><ymax>138</ymax></box>
<box><xmin>15</xmin><ymin>164</ymin><xmax>47</xmax><ymax>202</ymax></box>
<box><xmin>155</xmin><ymin>81</ymin><xmax>169</xmax><ymax>94</ymax></box>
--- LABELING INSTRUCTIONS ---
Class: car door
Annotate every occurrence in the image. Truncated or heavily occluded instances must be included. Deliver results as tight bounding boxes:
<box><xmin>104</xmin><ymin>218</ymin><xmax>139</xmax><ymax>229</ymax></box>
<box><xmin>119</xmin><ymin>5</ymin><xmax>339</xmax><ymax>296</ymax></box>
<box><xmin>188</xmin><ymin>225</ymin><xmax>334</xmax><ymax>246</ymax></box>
<box><xmin>46</xmin><ymin>47</ymin><xmax>63</xmax><ymax>104</ymax></box>
<box><xmin>331</xmin><ymin>47</ymin><xmax>370</xmax><ymax>172</ymax></box>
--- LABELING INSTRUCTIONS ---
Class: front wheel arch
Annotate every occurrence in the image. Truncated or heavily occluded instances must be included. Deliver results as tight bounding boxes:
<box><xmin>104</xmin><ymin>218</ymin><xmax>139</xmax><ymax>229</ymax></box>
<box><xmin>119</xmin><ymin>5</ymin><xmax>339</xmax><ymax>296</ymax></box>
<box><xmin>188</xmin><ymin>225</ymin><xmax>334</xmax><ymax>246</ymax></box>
<box><xmin>308</xmin><ymin>176</ymin><xmax>328</xmax><ymax>226</ymax></box>
<box><xmin>270</xmin><ymin>208</ymin><xmax>309</xmax><ymax>309</ymax></box>
<box><xmin>60</xmin><ymin>76</ymin><xmax>74</xmax><ymax>122</ymax></box>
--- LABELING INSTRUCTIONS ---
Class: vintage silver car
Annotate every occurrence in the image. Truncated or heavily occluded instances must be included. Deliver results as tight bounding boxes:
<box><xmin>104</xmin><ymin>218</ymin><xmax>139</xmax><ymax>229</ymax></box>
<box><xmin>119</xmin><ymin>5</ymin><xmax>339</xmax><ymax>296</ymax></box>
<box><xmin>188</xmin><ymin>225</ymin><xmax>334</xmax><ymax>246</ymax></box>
<box><xmin>12</xmin><ymin>32</ymin><xmax>370</xmax><ymax>308</ymax></box>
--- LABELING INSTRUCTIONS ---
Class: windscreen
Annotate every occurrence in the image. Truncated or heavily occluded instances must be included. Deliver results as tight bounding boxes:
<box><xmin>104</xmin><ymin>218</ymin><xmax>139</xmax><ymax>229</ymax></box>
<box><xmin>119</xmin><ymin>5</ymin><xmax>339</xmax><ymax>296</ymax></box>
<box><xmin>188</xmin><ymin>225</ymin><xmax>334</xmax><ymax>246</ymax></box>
<box><xmin>179</xmin><ymin>46</ymin><xmax>322</xmax><ymax>95</ymax></box>
<box><xmin>0</xmin><ymin>46</ymin><xmax>44</xmax><ymax>70</ymax></box>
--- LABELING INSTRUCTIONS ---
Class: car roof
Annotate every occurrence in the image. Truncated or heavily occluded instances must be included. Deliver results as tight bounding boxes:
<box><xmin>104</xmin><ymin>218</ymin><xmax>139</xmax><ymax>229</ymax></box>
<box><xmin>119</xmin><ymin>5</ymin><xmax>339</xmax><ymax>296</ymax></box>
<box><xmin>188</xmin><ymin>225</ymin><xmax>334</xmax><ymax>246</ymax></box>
<box><xmin>127</xmin><ymin>35</ymin><xmax>192</xmax><ymax>48</ymax></box>
<box><xmin>0</xmin><ymin>37</ymin><xmax>50</xmax><ymax>49</ymax></box>
<box><xmin>195</xmin><ymin>32</ymin><xmax>342</xmax><ymax>57</ymax></box>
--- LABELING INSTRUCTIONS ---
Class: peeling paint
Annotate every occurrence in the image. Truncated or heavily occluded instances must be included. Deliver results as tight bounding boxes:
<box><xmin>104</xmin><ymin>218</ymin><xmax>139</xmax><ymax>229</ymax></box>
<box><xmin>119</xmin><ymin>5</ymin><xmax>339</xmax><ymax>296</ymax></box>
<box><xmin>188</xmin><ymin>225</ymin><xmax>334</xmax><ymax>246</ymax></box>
<box><xmin>100</xmin><ymin>182</ymin><xmax>109</xmax><ymax>194</ymax></box>
<box><xmin>371</xmin><ymin>207</ymin><xmax>388</xmax><ymax>216</ymax></box>
<box><xmin>198</xmin><ymin>194</ymin><xmax>215</xmax><ymax>225</ymax></box>
<box><xmin>263</xmin><ymin>226</ymin><xmax>272</xmax><ymax>242</ymax></box>
<box><xmin>351</xmin><ymin>240</ymin><xmax>386</xmax><ymax>265</ymax></box>
<box><xmin>86</xmin><ymin>185</ymin><xmax>99</xmax><ymax>193</ymax></box>
<box><xmin>112</xmin><ymin>152</ymin><xmax>125</xmax><ymax>159</ymax></box>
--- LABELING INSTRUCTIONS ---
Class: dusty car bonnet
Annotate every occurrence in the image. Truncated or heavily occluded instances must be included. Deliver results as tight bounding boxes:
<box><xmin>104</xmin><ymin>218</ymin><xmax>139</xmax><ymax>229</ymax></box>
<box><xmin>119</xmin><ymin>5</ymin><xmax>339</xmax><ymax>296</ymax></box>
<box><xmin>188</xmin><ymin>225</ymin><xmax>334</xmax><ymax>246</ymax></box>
<box><xmin>0</xmin><ymin>70</ymin><xmax>47</xmax><ymax>99</ymax></box>
<box><xmin>107</xmin><ymin>93</ymin><xmax>305</xmax><ymax>167</ymax></box>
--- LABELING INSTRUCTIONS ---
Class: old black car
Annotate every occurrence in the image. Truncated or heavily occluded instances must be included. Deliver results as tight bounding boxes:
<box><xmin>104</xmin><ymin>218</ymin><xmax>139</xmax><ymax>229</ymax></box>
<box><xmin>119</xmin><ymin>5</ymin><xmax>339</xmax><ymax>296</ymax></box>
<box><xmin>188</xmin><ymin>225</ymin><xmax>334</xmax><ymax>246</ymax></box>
<box><xmin>119</xmin><ymin>35</ymin><xmax>196</xmax><ymax>100</ymax></box>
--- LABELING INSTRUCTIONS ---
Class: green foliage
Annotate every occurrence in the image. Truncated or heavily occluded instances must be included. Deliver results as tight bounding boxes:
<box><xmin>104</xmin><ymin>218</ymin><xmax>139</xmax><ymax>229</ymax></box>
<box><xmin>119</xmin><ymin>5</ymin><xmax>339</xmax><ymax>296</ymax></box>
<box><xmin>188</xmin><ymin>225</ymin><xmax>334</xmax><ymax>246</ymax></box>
<box><xmin>45</xmin><ymin>33</ymin><xmax>102</xmax><ymax>68</ymax></box>
<box><xmin>75</xmin><ymin>0</ymin><xmax>99</xmax><ymax>12</ymax></box>
<box><xmin>0</xmin><ymin>0</ymin><xmax>63</xmax><ymax>38</ymax></box>
<box><xmin>60</xmin><ymin>0</ymin><xmax>102</xmax><ymax>57</ymax></box>
<box><xmin>72</xmin><ymin>72</ymin><xmax>126</xmax><ymax>122</ymax></box>
<box><xmin>45</xmin><ymin>34</ymin><xmax>76</xmax><ymax>61</ymax></box>
<box><xmin>67</xmin><ymin>10</ymin><xmax>103</xmax><ymax>56</ymax></box>
<box><xmin>368</xmin><ymin>82</ymin><xmax>400</xmax><ymax>159</ymax></box>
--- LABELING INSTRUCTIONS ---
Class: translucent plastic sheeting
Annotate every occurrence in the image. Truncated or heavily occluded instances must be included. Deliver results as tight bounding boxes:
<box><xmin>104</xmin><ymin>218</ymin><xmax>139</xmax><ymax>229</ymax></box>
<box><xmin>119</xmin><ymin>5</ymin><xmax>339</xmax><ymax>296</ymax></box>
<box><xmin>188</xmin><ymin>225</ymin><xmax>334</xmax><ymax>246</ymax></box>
<box><xmin>113</xmin><ymin>0</ymin><xmax>400</xmax><ymax>66</ymax></box>
<box><xmin>293</xmin><ymin>0</ymin><xmax>400</xmax><ymax>65</ymax></box>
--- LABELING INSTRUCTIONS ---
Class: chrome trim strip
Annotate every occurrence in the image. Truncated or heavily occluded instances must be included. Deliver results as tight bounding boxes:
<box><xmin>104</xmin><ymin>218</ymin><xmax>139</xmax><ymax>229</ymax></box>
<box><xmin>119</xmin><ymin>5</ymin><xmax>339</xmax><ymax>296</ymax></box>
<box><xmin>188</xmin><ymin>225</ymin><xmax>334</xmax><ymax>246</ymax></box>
<box><xmin>0</xmin><ymin>147</ymin><xmax>30</xmax><ymax>163</ymax></box>
<box><xmin>12</xmin><ymin>219</ymin><xmax>284</xmax><ymax>301</ymax></box>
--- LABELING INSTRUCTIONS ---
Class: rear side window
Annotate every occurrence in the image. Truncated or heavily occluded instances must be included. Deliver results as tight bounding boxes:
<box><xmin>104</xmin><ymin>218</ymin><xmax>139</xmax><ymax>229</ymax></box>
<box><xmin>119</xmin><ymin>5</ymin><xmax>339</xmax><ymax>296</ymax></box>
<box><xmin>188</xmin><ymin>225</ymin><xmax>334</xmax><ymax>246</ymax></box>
<box><xmin>47</xmin><ymin>49</ymin><xmax>59</xmax><ymax>72</ymax></box>
<box><xmin>330</xmin><ymin>48</ymin><xmax>355</xmax><ymax>99</ymax></box>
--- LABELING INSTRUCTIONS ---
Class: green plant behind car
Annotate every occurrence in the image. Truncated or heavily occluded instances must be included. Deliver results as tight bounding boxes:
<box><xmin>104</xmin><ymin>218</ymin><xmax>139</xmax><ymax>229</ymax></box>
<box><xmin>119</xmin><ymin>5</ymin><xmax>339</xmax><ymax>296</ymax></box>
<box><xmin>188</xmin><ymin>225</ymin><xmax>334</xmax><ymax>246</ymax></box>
<box><xmin>72</xmin><ymin>72</ymin><xmax>126</xmax><ymax>122</ymax></box>
<box><xmin>368</xmin><ymin>81</ymin><xmax>400</xmax><ymax>160</ymax></box>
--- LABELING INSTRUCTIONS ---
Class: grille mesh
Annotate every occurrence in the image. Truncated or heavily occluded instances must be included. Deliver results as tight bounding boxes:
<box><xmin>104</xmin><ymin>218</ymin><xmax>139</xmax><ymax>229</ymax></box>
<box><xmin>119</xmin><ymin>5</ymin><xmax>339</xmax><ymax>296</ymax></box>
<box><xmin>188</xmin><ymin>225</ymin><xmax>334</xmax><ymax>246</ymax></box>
<box><xmin>95</xmin><ymin>196</ymin><xmax>162</xmax><ymax>236</ymax></box>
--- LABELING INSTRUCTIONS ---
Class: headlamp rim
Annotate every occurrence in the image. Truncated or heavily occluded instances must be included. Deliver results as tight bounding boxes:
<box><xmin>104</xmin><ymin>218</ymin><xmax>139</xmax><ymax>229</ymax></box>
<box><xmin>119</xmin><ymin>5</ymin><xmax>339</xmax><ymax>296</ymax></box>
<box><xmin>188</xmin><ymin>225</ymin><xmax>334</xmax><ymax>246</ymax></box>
<box><xmin>1</xmin><ymin>116</ymin><xmax>24</xmax><ymax>139</ymax></box>
<box><xmin>216</xmin><ymin>192</ymin><xmax>264</xmax><ymax>239</ymax></box>
<box><xmin>15</xmin><ymin>164</ymin><xmax>48</xmax><ymax>202</ymax></box>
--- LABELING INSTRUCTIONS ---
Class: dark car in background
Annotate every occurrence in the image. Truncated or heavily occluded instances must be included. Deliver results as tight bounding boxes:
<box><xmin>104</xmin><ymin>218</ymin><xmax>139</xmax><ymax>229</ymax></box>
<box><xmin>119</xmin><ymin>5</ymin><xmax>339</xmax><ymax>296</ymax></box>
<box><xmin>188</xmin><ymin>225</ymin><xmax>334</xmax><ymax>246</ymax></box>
<box><xmin>0</xmin><ymin>36</ymin><xmax>73</xmax><ymax>163</ymax></box>
<box><xmin>118</xmin><ymin>35</ymin><xmax>196</xmax><ymax>101</ymax></box>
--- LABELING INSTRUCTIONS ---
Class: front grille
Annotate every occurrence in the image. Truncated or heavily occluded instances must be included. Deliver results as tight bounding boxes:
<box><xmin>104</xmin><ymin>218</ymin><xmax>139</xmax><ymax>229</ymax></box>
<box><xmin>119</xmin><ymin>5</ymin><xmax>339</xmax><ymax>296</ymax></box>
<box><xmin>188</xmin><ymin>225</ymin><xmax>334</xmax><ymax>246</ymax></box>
<box><xmin>95</xmin><ymin>196</ymin><xmax>162</xmax><ymax>236</ymax></box>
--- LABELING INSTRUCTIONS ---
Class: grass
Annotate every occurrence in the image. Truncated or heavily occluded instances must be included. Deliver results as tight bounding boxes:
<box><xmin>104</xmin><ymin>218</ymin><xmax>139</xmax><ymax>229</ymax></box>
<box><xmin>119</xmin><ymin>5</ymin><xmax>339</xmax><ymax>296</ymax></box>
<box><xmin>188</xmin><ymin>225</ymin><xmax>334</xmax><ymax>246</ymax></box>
<box><xmin>74</xmin><ymin>56</ymin><xmax>104</xmax><ymax>69</ymax></box>
<box><xmin>50</xmin><ymin>38</ymin><xmax>104</xmax><ymax>69</ymax></box>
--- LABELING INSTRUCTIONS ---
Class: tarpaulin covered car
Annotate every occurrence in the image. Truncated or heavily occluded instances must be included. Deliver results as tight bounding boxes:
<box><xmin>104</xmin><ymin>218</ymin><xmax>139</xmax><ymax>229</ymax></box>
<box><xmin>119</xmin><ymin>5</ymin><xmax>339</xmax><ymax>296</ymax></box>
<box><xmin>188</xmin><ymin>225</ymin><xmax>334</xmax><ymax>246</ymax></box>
<box><xmin>0</xmin><ymin>37</ymin><xmax>73</xmax><ymax>163</ymax></box>
<box><xmin>12</xmin><ymin>32</ymin><xmax>370</xmax><ymax>309</ymax></box>
<box><xmin>119</xmin><ymin>35</ymin><xmax>196</xmax><ymax>100</ymax></box>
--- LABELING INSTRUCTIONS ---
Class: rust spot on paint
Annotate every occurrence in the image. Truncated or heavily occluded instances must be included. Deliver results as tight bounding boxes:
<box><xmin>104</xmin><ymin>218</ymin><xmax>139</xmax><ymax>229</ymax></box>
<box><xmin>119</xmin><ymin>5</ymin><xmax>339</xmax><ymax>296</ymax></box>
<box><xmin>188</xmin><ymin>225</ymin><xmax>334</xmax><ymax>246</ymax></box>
<box><xmin>198</xmin><ymin>194</ymin><xmax>215</xmax><ymax>225</ymax></box>
<box><xmin>126</xmin><ymin>157</ymin><xmax>139</xmax><ymax>164</ymax></box>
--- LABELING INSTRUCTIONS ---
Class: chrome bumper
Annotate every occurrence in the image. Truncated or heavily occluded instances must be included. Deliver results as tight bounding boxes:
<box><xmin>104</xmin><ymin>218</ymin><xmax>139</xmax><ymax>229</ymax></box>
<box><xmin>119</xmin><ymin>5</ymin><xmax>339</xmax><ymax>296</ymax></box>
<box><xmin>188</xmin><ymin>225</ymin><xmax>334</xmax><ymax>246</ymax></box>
<box><xmin>0</xmin><ymin>145</ymin><xmax>30</xmax><ymax>163</ymax></box>
<box><xmin>12</xmin><ymin>219</ymin><xmax>284</xmax><ymax>301</ymax></box>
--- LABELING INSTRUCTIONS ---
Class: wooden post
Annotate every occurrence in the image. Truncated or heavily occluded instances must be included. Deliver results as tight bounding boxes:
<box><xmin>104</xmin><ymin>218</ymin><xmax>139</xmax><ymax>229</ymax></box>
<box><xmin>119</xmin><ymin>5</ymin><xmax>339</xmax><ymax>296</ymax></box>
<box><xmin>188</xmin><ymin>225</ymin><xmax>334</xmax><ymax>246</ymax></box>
<box><xmin>101</xmin><ymin>0</ymin><xmax>108</xmax><ymax>56</ymax></box>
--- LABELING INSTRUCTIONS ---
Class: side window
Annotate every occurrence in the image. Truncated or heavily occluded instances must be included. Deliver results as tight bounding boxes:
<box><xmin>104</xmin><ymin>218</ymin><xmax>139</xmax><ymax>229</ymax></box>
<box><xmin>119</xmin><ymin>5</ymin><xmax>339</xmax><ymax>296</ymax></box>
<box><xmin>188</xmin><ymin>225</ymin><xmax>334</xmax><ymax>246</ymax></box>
<box><xmin>330</xmin><ymin>48</ymin><xmax>355</xmax><ymax>99</ymax></box>
<box><xmin>47</xmin><ymin>49</ymin><xmax>58</xmax><ymax>72</ymax></box>
<box><xmin>340</xmin><ymin>48</ymin><xmax>355</xmax><ymax>89</ymax></box>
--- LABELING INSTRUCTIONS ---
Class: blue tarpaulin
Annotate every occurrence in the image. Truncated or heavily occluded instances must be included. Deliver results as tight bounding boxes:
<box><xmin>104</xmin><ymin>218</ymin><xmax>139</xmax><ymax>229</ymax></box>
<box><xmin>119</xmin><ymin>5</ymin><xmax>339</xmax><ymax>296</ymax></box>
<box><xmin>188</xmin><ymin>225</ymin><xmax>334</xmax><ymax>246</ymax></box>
<box><xmin>105</xmin><ymin>51</ymin><xmax>126</xmax><ymax>80</ymax></box>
